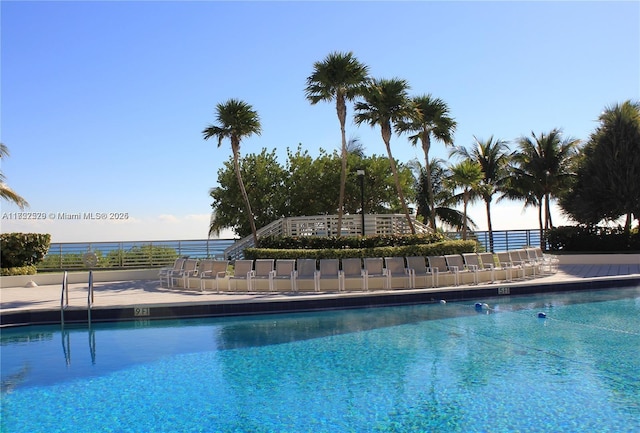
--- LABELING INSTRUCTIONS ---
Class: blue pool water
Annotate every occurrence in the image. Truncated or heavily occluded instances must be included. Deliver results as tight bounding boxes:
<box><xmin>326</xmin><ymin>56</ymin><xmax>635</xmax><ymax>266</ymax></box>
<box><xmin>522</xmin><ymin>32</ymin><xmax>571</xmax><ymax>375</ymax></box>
<box><xmin>2</xmin><ymin>287</ymin><xmax>639</xmax><ymax>432</ymax></box>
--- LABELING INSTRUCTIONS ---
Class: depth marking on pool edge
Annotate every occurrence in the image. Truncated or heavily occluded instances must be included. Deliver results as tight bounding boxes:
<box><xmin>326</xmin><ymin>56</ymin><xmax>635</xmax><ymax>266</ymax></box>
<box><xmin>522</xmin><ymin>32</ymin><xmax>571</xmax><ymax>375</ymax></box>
<box><xmin>134</xmin><ymin>307</ymin><xmax>151</xmax><ymax>317</ymax></box>
<box><xmin>497</xmin><ymin>287</ymin><xmax>511</xmax><ymax>295</ymax></box>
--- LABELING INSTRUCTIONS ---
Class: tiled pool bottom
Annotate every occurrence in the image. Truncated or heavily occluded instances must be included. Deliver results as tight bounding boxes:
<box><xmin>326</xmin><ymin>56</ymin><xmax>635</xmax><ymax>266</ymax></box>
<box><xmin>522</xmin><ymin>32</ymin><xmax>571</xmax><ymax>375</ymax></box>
<box><xmin>2</xmin><ymin>287</ymin><xmax>639</xmax><ymax>433</ymax></box>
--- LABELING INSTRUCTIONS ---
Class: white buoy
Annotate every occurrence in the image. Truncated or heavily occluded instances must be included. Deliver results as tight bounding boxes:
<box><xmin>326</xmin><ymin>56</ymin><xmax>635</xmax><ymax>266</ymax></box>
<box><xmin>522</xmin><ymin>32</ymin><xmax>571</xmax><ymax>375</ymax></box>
<box><xmin>24</xmin><ymin>280</ymin><xmax>38</xmax><ymax>287</ymax></box>
<box><xmin>439</xmin><ymin>300</ymin><xmax>447</xmax><ymax>304</ymax></box>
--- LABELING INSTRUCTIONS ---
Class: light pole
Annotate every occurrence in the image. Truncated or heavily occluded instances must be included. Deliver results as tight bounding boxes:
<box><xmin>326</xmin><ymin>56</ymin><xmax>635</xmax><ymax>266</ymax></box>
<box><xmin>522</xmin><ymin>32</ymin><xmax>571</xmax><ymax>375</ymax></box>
<box><xmin>357</xmin><ymin>169</ymin><xmax>365</xmax><ymax>235</ymax></box>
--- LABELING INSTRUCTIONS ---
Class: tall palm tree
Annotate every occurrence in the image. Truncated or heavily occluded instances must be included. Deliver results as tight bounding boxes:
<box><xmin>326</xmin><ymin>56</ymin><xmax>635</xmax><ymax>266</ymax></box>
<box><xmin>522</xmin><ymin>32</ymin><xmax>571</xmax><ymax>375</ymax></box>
<box><xmin>354</xmin><ymin>78</ymin><xmax>416</xmax><ymax>233</ymax></box>
<box><xmin>508</xmin><ymin>129</ymin><xmax>579</xmax><ymax>245</ymax></box>
<box><xmin>450</xmin><ymin>136</ymin><xmax>510</xmax><ymax>251</ymax></box>
<box><xmin>305</xmin><ymin>51</ymin><xmax>369</xmax><ymax>235</ymax></box>
<box><xmin>0</xmin><ymin>143</ymin><xmax>29</xmax><ymax>209</ymax></box>
<box><xmin>445</xmin><ymin>159</ymin><xmax>483</xmax><ymax>240</ymax></box>
<box><xmin>396</xmin><ymin>94</ymin><xmax>457</xmax><ymax>230</ymax></box>
<box><xmin>202</xmin><ymin>99</ymin><xmax>262</xmax><ymax>244</ymax></box>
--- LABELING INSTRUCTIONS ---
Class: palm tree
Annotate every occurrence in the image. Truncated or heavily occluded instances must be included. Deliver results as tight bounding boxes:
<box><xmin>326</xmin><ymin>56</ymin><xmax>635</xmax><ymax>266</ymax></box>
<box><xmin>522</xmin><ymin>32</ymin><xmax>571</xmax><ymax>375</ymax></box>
<box><xmin>305</xmin><ymin>51</ymin><xmax>369</xmax><ymax>235</ymax></box>
<box><xmin>0</xmin><ymin>143</ymin><xmax>29</xmax><ymax>209</ymax></box>
<box><xmin>411</xmin><ymin>158</ymin><xmax>472</xmax><ymax>232</ymax></box>
<box><xmin>445</xmin><ymin>159</ymin><xmax>483</xmax><ymax>240</ymax></box>
<box><xmin>354</xmin><ymin>78</ymin><xmax>416</xmax><ymax>233</ymax></box>
<box><xmin>202</xmin><ymin>99</ymin><xmax>262</xmax><ymax>244</ymax></box>
<box><xmin>507</xmin><ymin>129</ymin><xmax>579</xmax><ymax>245</ymax></box>
<box><xmin>450</xmin><ymin>136</ymin><xmax>510</xmax><ymax>251</ymax></box>
<box><xmin>396</xmin><ymin>94</ymin><xmax>457</xmax><ymax>230</ymax></box>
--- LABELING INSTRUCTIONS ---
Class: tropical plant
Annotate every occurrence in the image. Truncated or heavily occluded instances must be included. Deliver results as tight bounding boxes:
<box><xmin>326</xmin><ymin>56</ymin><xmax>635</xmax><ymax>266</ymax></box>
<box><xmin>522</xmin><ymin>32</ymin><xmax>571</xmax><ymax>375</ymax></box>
<box><xmin>450</xmin><ymin>136</ymin><xmax>510</xmax><ymax>251</ymax></box>
<box><xmin>209</xmin><ymin>149</ymin><xmax>286</xmax><ymax>238</ymax></box>
<box><xmin>560</xmin><ymin>100</ymin><xmax>640</xmax><ymax>233</ymax></box>
<box><xmin>209</xmin><ymin>147</ymin><xmax>415</xmax><ymax>237</ymax></box>
<box><xmin>506</xmin><ymin>129</ymin><xmax>579</xmax><ymax>245</ymax></box>
<box><xmin>305</xmin><ymin>51</ymin><xmax>370</xmax><ymax>235</ymax></box>
<box><xmin>0</xmin><ymin>232</ymin><xmax>51</xmax><ymax>268</ymax></box>
<box><xmin>0</xmin><ymin>143</ymin><xmax>29</xmax><ymax>209</ymax></box>
<box><xmin>285</xmin><ymin>146</ymin><xmax>341</xmax><ymax>217</ymax></box>
<box><xmin>396</xmin><ymin>94</ymin><xmax>456</xmax><ymax>230</ymax></box>
<box><xmin>411</xmin><ymin>158</ymin><xmax>470</xmax><ymax>231</ymax></box>
<box><xmin>354</xmin><ymin>78</ymin><xmax>417</xmax><ymax>233</ymax></box>
<box><xmin>445</xmin><ymin>159</ymin><xmax>483</xmax><ymax>240</ymax></box>
<box><xmin>202</xmin><ymin>99</ymin><xmax>262</xmax><ymax>244</ymax></box>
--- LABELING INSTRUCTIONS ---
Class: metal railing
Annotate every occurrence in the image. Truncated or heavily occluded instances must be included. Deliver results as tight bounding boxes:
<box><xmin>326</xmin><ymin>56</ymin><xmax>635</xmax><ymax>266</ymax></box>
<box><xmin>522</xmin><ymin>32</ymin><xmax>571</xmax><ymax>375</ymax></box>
<box><xmin>40</xmin><ymin>228</ymin><xmax>545</xmax><ymax>272</ymax></box>
<box><xmin>445</xmin><ymin>229</ymin><xmax>544</xmax><ymax>252</ymax></box>
<box><xmin>39</xmin><ymin>239</ymin><xmax>235</xmax><ymax>271</ymax></box>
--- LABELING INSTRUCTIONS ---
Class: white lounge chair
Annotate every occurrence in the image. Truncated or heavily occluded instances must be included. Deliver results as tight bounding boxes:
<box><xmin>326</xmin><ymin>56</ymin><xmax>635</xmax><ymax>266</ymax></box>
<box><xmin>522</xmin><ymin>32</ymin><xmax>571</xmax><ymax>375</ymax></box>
<box><xmin>228</xmin><ymin>260</ymin><xmax>254</xmax><ymax>292</ymax></box>
<box><xmin>295</xmin><ymin>258</ymin><xmax>319</xmax><ymax>292</ymax></box>
<box><xmin>252</xmin><ymin>259</ymin><xmax>275</xmax><ymax>292</ymax></box>
<box><xmin>406</xmin><ymin>256</ymin><xmax>435</xmax><ymax>288</ymax></box>
<box><xmin>363</xmin><ymin>257</ymin><xmax>389</xmax><ymax>291</ymax></box>
<box><xmin>445</xmin><ymin>254</ymin><xmax>478</xmax><ymax>285</ymax></box>
<box><xmin>383</xmin><ymin>257</ymin><xmax>410</xmax><ymax>289</ymax></box>
<box><xmin>199</xmin><ymin>259</ymin><xmax>228</xmax><ymax>292</ymax></box>
<box><xmin>170</xmin><ymin>258</ymin><xmax>198</xmax><ymax>288</ymax></box>
<box><xmin>476</xmin><ymin>252</ymin><xmax>497</xmax><ymax>283</ymax></box>
<box><xmin>269</xmin><ymin>259</ymin><xmax>296</xmax><ymax>292</ymax></box>
<box><xmin>427</xmin><ymin>256</ymin><xmax>455</xmax><ymax>287</ymax></box>
<box><xmin>496</xmin><ymin>251</ymin><xmax>525</xmax><ymax>281</ymax></box>
<box><xmin>318</xmin><ymin>259</ymin><xmax>341</xmax><ymax>292</ymax></box>
<box><xmin>341</xmin><ymin>258</ymin><xmax>365</xmax><ymax>291</ymax></box>
<box><xmin>159</xmin><ymin>257</ymin><xmax>185</xmax><ymax>288</ymax></box>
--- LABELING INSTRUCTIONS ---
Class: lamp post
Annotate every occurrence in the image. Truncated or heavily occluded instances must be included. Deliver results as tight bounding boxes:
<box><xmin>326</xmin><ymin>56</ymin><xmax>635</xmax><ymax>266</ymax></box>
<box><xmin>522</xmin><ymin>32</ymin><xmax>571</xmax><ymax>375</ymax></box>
<box><xmin>357</xmin><ymin>169</ymin><xmax>365</xmax><ymax>235</ymax></box>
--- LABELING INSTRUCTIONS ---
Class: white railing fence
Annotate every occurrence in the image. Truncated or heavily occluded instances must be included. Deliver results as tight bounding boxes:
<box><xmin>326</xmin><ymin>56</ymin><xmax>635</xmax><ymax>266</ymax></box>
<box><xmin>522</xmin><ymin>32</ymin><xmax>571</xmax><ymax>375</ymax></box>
<box><xmin>224</xmin><ymin>214</ymin><xmax>431</xmax><ymax>260</ymax></box>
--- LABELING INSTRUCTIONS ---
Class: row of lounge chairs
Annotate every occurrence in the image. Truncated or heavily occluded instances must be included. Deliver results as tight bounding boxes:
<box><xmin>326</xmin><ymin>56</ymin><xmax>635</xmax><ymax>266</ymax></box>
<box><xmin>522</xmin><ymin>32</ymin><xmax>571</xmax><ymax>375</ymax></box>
<box><xmin>158</xmin><ymin>247</ymin><xmax>558</xmax><ymax>293</ymax></box>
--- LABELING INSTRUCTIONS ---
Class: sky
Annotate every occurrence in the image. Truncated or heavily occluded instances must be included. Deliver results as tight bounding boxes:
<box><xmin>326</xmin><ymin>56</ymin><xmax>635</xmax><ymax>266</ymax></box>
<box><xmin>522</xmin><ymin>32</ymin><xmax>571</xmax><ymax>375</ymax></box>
<box><xmin>1</xmin><ymin>0</ymin><xmax>638</xmax><ymax>243</ymax></box>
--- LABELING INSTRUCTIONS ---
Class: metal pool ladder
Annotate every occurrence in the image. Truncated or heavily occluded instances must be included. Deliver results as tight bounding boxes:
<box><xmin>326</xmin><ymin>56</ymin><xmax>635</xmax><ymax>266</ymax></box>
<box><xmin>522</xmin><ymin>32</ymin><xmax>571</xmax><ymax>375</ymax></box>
<box><xmin>60</xmin><ymin>270</ymin><xmax>94</xmax><ymax>328</ymax></box>
<box><xmin>60</xmin><ymin>271</ymin><xmax>96</xmax><ymax>365</ymax></box>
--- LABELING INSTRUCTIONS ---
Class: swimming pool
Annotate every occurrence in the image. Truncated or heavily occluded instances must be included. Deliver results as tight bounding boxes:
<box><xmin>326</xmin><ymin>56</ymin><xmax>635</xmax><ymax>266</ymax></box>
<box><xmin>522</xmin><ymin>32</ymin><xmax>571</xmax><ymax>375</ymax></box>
<box><xmin>2</xmin><ymin>286</ymin><xmax>639</xmax><ymax>432</ymax></box>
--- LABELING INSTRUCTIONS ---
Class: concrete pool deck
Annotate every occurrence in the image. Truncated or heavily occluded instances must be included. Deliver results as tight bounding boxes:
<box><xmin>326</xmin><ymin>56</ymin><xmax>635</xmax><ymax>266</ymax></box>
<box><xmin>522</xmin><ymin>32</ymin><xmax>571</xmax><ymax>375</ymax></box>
<box><xmin>2</xmin><ymin>262</ymin><xmax>639</xmax><ymax>327</ymax></box>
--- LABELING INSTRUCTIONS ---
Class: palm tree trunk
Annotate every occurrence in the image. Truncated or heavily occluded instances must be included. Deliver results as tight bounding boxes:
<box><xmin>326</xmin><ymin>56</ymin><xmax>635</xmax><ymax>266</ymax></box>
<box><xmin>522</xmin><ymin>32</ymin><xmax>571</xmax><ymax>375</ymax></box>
<box><xmin>485</xmin><ymin>198</ymin><xmax>494</xmax><ymax>252</ymax></box>
<box><xmin>382</xmin><ymin>123</ymin><xmax>415</xmax><ymax>234</ymax></box>
<box><xmin>421</xmin><ymin>133</ymin><xmax>436</xmax><ymax>230</ymax></box>
<box><xmin>537</xmin><ymin>200</ymin><xmax>544</xmax><ymax>250</ymax></box>
<box><xmin>336</xmin><ymin>95</ymin><xmax>347</xmax><ymax>236</ymax></box>
<box><xmin>462</xmin><ymin>193</ymin><xmax>469</xmax><ymax>241</ymax></box>
<box><xmin>545</xmin><ymin>193</ymin><xmax>553</xmax><ymax>229</ymax></box>
<box><xmin>233</xmin><ymin>148</ymin><xmax>258</xmax><ymax>245</ymax></box>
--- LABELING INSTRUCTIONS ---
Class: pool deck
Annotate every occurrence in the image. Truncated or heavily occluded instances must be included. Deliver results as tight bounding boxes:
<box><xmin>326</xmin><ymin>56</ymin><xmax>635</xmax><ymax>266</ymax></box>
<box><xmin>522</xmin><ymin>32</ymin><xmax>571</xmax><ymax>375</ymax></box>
<box><xmin>2</xmin><ymin>263</ymin><xmax>639</xmax><ymax>327</ymax></box>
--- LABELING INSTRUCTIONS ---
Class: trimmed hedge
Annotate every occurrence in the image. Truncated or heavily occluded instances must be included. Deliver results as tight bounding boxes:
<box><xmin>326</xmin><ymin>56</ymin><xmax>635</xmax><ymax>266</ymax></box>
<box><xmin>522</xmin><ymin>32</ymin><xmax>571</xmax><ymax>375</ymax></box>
<box><xmin>257</xmin><ymin>233</ymin><xmax>447</xmax><ymax>250</ymax></box>
<box><xmin>1</xmin><ymin>265</ymin><xmax>37</xmax><ymax>276</ymax></box>
<box><xmin>245</xmin><ymin>240</ymin><xmax>477</xmax><ymax>260</ymax></box>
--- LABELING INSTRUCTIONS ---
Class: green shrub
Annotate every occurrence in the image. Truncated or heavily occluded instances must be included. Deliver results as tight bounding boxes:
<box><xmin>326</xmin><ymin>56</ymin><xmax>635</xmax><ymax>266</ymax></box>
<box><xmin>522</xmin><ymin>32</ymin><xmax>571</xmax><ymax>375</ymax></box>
<box><xmin>0</xmin><ymin>233</ymin><xmax>51</xmax><ymax>268</ymax></box>
<box><xmin>104</xmin><ymin>245</ymin><xmax>178</xmax><ymax>268</ymax></box>
<box><xmin>245</xmin><ymin>240</ymin><xmax>476</xmax><ymax>260</ymax></box>
<box><xmin>547</xmin><ymin>225</ymin><xmax>640</xmax><ymax>252</ymax></box>
<box><xmin>257</xmin><ymin>233</ymin><xmax>446</xmax><ymax>250</ymax></box>
<box><xmin>1</xmin><ymin>265</ymin><xmax>37</xmax><ymax>276</ymax></box>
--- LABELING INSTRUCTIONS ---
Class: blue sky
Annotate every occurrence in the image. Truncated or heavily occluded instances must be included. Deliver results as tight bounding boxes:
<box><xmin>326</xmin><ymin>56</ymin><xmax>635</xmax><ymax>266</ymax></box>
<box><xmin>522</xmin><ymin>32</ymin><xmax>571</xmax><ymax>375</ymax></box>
<box><xmin>1</xmin><ymin>1</ymin><xmax>638</xmax><ymax>242</ymax></box>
